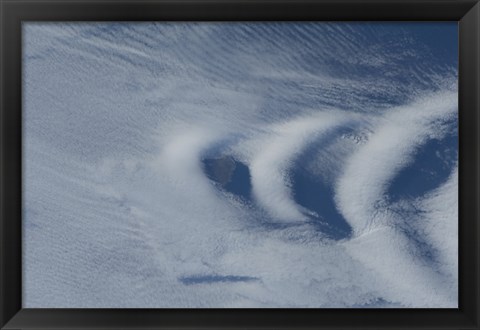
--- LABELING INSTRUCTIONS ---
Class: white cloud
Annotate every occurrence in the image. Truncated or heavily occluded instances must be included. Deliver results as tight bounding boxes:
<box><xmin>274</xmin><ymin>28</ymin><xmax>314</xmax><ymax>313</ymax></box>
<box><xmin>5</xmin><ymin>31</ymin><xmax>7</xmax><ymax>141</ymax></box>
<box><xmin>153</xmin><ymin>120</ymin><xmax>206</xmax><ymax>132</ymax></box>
<box><xmin>22</xmin><ymin>22</ymin><xmax>458</xmax><ymax>308</ymax></box>
<box><xmin>415</xmin><ymin>165</ymin><xmax>458</xmax><ymax>283</ymax></box>
<box><xmin>335</xmin><ymin>91</ymin><xmax>457</xmax><ymax>236</ymax></box>
<box><xmin>248</xmin><ymin>112</ymin><xmax>353</xmax><ymax>223</ymax></box>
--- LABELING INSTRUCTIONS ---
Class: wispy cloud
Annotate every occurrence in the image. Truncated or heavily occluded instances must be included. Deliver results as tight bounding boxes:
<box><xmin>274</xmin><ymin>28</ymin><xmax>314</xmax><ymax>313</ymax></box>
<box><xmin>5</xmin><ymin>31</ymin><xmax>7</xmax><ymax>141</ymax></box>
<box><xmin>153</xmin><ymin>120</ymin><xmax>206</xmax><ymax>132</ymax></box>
<box><xmin>335</xmin><ymin>91</ymin><xmax>457</xmax><ymax>236</ymax></box>
<box><xmin>249</xmin><ymin>112</ymin><xmax>353</xmax><ymax>223</ymax></box>
<box><xmin>23</xmin><ymin>22</ymin><xmax>458</xmax><ymax>308</ymax></box>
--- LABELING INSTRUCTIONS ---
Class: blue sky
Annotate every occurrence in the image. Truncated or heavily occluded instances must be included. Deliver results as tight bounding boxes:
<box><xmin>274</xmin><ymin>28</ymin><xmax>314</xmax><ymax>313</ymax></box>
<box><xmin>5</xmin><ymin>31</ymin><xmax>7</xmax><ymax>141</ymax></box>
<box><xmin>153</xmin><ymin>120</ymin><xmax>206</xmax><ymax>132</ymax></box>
<box><xmin>23</xmin><ymin>22</ymin><xmax>458</xmax><ymax>308</ymax></box>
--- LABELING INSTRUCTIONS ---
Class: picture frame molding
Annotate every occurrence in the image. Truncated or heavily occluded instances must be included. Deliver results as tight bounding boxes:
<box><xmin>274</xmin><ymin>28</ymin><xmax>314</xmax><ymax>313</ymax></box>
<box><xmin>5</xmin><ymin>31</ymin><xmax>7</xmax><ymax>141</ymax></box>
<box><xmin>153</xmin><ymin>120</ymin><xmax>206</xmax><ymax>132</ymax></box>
<box><xmin>1</xmin><ymin>0</ymin><xmax>479</xmax><ymax>329</ymax></box>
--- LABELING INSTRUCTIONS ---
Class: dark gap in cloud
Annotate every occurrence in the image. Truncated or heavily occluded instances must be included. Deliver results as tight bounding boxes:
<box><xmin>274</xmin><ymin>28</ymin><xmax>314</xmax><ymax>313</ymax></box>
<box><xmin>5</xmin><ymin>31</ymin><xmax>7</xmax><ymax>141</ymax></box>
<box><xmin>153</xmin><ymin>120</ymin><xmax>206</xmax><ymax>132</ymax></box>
<box><xmin>291</xmin><ymin>127</ymin><xmax>355</xmax><ymax>240</ymax></box>
<box><xmin>387</xmin><ymin>131</ymin><xmax>457</xmax><ymax>203</ymax></box>
<box><xmin>203</xmin><ymin>156</ymin><xmax>252</xmax><ymax>201</ymax></box>
<box><xmin>292</xmin><ymin>170</ymin><xmax>352</xmax><ymax>240</ymax></box>
<box><xmin>397</xmin><ymin>222</ymin><xmax>440</xmax><ymax>267</ymax></box>
<box><xmin>179</xmin><ymin>274</ymin><xmax>258</xmax><ymax>285</ymax></box>
<box><xmin>386</xmin><ymin>123</ymin><xmax>457</xmax><ymax>268</ymax></box>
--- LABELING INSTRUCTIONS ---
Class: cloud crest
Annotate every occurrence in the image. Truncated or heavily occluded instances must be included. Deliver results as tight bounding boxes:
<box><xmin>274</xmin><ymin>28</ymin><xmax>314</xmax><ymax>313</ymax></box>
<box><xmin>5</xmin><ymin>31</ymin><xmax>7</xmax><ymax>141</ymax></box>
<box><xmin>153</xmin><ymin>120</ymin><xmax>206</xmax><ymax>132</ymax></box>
<box><xmin>22</xmin><ymin>22</ymin><xmax>458</xmax><ymax>308</ymax></box>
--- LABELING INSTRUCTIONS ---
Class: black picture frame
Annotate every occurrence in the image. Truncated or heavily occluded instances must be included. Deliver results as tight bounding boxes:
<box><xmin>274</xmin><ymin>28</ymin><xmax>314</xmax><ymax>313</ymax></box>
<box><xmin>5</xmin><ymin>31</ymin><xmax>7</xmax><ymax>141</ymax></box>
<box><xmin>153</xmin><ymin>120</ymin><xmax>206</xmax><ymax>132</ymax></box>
<box><xmin>1</xmin><ymin>0</ymin><xmax>479</xmax><ymax>329</ymax></box>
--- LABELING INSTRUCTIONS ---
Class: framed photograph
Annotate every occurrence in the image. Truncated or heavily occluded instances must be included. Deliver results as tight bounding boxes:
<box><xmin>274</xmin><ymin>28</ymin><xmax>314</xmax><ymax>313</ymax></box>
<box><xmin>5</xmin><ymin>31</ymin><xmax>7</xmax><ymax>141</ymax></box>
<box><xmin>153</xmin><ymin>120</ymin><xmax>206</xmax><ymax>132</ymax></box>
<box><xmin>1</xmin><ymin>0</ymin><xmax>479</xmax><ymax>329</ymax></box>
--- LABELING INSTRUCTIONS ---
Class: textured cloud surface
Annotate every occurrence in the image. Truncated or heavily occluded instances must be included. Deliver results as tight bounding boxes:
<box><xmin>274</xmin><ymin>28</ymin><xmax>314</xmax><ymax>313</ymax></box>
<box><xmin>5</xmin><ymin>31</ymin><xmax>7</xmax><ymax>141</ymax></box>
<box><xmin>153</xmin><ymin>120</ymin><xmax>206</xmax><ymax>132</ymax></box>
<box><xmin>23</xmin><ymin>22</ymin><xmax>458</xmax><ymax>308</ymax></box>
